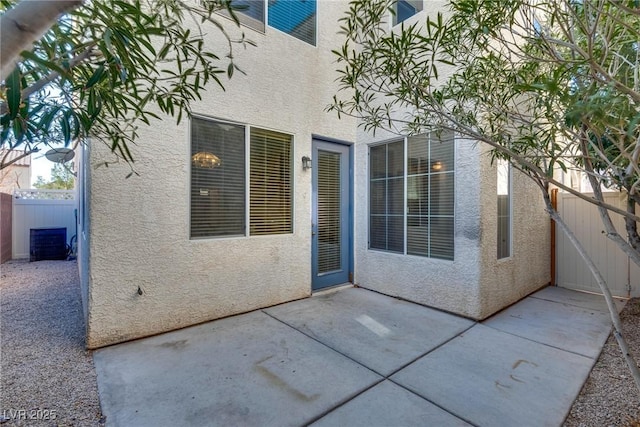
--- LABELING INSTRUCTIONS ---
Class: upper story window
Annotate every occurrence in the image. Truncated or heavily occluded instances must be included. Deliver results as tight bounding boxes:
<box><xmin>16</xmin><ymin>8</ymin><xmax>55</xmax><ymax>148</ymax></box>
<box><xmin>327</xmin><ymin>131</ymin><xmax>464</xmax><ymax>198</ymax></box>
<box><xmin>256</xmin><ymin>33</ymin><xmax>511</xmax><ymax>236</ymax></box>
<box><xmin>230</xmin><ymin>0</ymin><xmax>266</xmax><ymax>32</ymax></box>
<box><xmin>268</xmin><ymin>0</ymin><xmax>316</xmax><ymax>45</ymax></box>
<box><xmin>190</xmin><ymin>116</ymin><xmax>293</xmax><ymax>239</ymax></box>
<box><xmin>223</xmin><ymin>0</ymin><xmax>317</xmax><ymax>45</ymax></box>
<box><xmin>393</xmin><ymin>0</ymin><xmax>423</xmax><ymax>26</ymax></box>
<box><xmin>369</xmin><ymin>131</ymin><xmax>455</xmax><ymax>260</ymax></box>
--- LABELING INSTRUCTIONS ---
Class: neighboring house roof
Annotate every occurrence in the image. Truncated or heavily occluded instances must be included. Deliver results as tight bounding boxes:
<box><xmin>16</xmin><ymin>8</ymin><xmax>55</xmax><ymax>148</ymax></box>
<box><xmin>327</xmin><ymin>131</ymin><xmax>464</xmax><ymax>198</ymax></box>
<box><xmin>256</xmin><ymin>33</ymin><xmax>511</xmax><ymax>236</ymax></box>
<box><xmin>1</xmin><ymin>149</ymin><xmax>32</xmax><ymax>167</ymax></box>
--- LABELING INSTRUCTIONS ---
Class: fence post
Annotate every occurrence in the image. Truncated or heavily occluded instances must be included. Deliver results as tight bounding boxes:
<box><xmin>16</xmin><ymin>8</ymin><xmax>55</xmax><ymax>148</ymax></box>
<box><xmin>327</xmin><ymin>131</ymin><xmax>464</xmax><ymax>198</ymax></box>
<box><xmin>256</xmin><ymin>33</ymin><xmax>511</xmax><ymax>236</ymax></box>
<box><xmin>550</xmin><ymin>188</ymin><xmax>558</xmax><ymax>286</ymax></box>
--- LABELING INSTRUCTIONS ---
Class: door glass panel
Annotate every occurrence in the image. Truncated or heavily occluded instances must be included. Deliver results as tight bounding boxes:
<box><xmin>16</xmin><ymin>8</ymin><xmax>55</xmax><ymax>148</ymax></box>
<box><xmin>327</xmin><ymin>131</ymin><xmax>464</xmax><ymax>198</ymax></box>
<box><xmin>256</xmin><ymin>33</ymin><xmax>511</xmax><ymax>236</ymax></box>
<box><xmin>317</xmin><ymin>150</ymin><xmax>341</xmax><ymax>274</ymax></box>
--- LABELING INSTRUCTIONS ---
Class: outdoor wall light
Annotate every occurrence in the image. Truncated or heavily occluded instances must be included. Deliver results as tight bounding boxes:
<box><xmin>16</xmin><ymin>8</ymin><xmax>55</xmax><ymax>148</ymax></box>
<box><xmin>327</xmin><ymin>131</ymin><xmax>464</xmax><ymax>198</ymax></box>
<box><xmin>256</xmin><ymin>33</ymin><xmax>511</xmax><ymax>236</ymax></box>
<box><xmin>192</xmin><ymin>151</ymin><xmax>221</xmax><ymax>169</ymax></box>
<box><xmin>302</xmin><ymin>156</ymin><xmax>312</xmax><ymax>170</ymax></box>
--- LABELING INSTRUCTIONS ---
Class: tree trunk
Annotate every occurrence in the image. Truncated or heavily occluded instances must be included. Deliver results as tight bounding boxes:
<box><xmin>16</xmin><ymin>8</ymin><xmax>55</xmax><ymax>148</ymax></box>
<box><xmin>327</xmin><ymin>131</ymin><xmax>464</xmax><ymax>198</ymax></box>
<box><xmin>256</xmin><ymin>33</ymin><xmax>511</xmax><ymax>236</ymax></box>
<box><xmin>1</xmin><ymin>0</ymin><xmax>83</xmax><ymax>79</ymax></box>
<box><xmin>543</xmin><ymin>190</ymin><xmax>640</xmax><ymax>393</ymax></box>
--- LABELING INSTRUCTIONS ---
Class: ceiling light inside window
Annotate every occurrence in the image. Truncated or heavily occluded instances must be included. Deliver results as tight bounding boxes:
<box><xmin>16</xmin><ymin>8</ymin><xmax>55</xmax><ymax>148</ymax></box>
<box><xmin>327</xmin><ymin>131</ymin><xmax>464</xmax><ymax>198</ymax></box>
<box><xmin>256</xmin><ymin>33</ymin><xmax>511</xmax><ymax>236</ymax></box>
<box><xmin>192</xmin><ymin>152</ymin><xmax>221</xmax><ymax>168</ymax></box>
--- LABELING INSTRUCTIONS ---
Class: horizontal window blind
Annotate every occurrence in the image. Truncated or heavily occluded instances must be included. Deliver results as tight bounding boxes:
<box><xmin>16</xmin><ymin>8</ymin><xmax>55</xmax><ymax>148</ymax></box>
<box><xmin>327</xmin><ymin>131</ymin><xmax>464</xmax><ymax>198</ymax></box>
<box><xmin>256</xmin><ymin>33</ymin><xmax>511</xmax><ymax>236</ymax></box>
<box><xmin>317</xmin><ymin>150</ymin><xmax>341</xmax><ymax>273</ymax></box>
<box><xmin>369</xmin><ymin>141</ymin><xmax>404</xmax><ymax>253</ymax></box>
<box><xmin>249</xmin><ymin>128</ymin><xmax>292</xmax><ymax>235</ymax></box>
<box><xmin>407</xmin><ymin>131</ymin><xmax>454</xmax><ymax>260</ymax></box>
<box><xmin>228</xmin><ymin>0</ymin><xmax>265</xmax><ymax>31</ymax></box>
<box><xmin>393</xmin><ymin>0</ymin><xmax>423</xmax><ymax>25</ymax></box>
<box><xmin>497</xmin><ymin>159</ymin><xmax>511</xmax><ymax>259</ymax></box>
<box><xmin>190</xmin><ymin>118</ymin><xmax>246</xmax><ymax>238</ymax></box>
<box><xmin>268</xmin><ymin>0</ymin><xmax>316</xmax><ymax>45</ymax></box>
<box><xmin>369</xmin><ymin>131</ymin><xmax>455</xmax><ymax>260</ymax></box>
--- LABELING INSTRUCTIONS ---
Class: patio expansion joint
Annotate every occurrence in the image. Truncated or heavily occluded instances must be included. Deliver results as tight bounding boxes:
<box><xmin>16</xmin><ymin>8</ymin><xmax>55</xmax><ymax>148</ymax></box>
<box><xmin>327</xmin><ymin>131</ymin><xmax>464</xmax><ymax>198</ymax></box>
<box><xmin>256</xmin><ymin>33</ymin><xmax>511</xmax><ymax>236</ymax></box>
<box><xmin>481</xmin><ymin>322</ymin><xmax>609</xmax><ymax>361</ymax></box>
<box><xmin>300</xmin><ymin>378</ymin><xmax>386</xmax><ymax>426</ymax></box>
<box><xmin>529</xmin><ymin>293</ymin><xmax>620</xmax><ymax>314</ymax></box>
<box><xmin>380</xmin><ymin>321</ymin><xmax>479</xmax><ymax>427</ymax></box>
<box><xmin>262</xmin><ymin>309</ymin><xmax>479</xmax><ymax>427</ymax></box>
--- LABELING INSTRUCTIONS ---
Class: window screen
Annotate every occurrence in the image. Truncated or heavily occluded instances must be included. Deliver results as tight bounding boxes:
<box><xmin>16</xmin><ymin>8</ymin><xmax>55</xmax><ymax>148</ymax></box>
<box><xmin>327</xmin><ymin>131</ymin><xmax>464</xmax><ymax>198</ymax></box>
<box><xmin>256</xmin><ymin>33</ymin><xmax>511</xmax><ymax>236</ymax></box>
<box><xmin>250</xmin><ymin>128</ymin><xmax>292</xmax><ymax>235</ymax></box>
<box><xmin>190</xmin><ymin>118</ymin><xmax>246</xmax><ymax>238</ymax></box>
<box><xmin>268</xmin><ymin>0</ymin><xmax>316</xmax><ymax>45</ymax></box>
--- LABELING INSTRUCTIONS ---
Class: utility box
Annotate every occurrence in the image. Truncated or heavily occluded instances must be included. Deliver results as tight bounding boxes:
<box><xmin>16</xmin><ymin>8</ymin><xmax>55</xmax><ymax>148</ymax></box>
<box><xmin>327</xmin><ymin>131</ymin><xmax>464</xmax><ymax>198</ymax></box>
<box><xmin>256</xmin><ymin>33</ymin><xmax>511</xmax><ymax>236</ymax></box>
<box><xmin>30</xmin><ymin>227</ymin><xmax>67</xmax><ymax>262</ymax></box>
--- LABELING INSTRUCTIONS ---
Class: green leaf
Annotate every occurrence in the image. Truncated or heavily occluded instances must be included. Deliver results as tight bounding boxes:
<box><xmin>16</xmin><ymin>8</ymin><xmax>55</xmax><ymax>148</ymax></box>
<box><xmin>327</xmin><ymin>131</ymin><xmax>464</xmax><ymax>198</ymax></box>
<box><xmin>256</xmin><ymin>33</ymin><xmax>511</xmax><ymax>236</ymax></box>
<box><xmin>61</xmin><ymin>115</ymin><xmax>71</xmax><ymax>145</ymax></box>
<box><xmin>20</xmin><ymin>50</ymin><xmax>68</xmax><ymax>76</ymax></box>
<box><xmin>104</xmin><ymin>28</ymin><xmax>113</xmax><ymax>52</ymax></box>
<box><xmin>85</xmin><ymin>65</ymin><xmax>105</xmax><ymax>89</ymax></box>
<box><xmin>6</xmin><ymin>68</ymin><xmax>22</xmax><ymax>120</ymax></box>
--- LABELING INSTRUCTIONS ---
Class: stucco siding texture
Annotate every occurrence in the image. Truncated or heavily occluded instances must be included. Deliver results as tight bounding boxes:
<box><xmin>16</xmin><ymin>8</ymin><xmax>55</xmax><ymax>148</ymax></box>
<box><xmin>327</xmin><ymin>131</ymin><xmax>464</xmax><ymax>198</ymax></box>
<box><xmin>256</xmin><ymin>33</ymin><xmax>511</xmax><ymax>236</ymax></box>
<box><xmin>354</xmin><ymin>134</ymin><xmax>484</xmax><ymax>319</ymax></box>
<box><xmin>354</xmin><ymin>134</ymin><xmax>550</xmax><ymax>320</ymax></box>
<box><xmin>477</xmin><ymin>147</ymin><xmax>550</xmax><ymax>319</ymax></box>
<box><xmin>85</xmin><ymin>3</ymin><xmax>356</xmax><ymax>348</ymax></box>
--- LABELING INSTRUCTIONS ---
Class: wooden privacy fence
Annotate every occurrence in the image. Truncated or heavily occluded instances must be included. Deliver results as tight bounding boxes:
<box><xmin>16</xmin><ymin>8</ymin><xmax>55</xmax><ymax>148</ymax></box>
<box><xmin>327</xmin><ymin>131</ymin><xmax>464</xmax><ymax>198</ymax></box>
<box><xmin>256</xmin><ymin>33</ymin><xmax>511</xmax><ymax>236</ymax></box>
<box><xmin>1</xmin><ymin>193</ymin><xmax>11</xmax><ymax>263</ymax></box>
<box><xmin>12</xmin><ymin>189</ymin><xmax>77</xmax><ymax>260</ymax></box>
<box><xmin>556</xmin><ymin>191</ymin><xmax>640</xmax><ymax>297</ymax></box>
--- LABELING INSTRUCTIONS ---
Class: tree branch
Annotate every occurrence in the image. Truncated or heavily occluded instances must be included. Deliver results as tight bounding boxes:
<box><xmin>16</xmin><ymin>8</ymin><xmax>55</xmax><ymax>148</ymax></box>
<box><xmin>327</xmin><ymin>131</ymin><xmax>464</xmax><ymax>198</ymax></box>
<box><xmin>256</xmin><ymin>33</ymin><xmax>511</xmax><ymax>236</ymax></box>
<box><xmin>0</xmin><ymin>148</ymin><xmax>39</xmax><ymax>170</ymax></box>
<box><xmin>1</xmin><ymin>0</ymin><xmax>83</xmax><ymax>80</ymax></box>
<box><xmin>0</xmin><ymin>45</ymin><xmax>97</xmax><ymax>116</ymax></box>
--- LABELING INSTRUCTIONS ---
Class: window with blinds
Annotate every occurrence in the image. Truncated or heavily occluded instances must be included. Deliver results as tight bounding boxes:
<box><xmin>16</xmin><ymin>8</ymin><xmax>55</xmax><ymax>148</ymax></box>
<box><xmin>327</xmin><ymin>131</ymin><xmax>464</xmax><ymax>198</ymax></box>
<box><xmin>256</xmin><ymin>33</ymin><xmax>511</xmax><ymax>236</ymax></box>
<box><xmin>250</xmin><ymin>128</ymin><xmax>292</xmax><ymax>235</ymax></box>
<box><xmin>190</xmin><ymin>118</ymin><xmax>246</xmax><ymax>238</ymax></box>
<box><xmin>190</xmin><ymin>117</ymin><xmax>293</xmax><ymax>239</ymax></box>
<box><xmin>369</xmin><ymin>131</ymin><xmax>455</xmax><ymax>260</ymax></box>
<box><xmin>226</xmin><ymin>0</ymin><xmax>265</xmax><ymax>32</ymax></box>
<box><xmin>369</xmin><ymin>141</ymin><xmax>405</xmax><ymax>253</ymax></box>
<box><xmin>497</xmin><ymin>159</ymin><xmax>511</xmax><ymax>259</ymax></box>
<box><xmin>268</xmin><ymin>0</ymin><xmax>316</xmax><ymax>45</ymax></box>
<box><xmin>393</xmin><ymin>0</ymin><xmax>423</xmax><ymax>26</ymax></box>
<box><xmin>317</xmin><ymin>150</ymin><xmax>342</xmax><ymax>272</ymax></box>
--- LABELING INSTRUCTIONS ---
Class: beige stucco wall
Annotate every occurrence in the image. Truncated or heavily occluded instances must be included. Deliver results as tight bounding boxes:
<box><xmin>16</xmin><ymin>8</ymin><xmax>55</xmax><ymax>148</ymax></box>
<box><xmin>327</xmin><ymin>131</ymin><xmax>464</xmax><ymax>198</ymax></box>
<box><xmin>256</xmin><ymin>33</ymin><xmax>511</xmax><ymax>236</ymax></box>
<box><xmin>84</xmin><ymin>1</ymin><xmax>551</xmax><ymax>347</ymax></box>
<box><xmin>354</xmin><ymin>128</ymin><xmax>484</xmax><ymax>318</ymax></box>
<box><xmin>354</xmin><ymin>135</ymin><xmax>550</xmax><ymax>320</ymax></box>
<box><xmin>352</xmin><ymin>1</ymin><xmax>549</xmax><ymax>320</ymax></box>
<box><xmin>84</xmin><ymin>3</ymin><xmax>356</xmax><ymax>348</ymax></box>
<box><xmin>477</xmin><ymin>146</ymin><xmax>550</xmax><ymax>319</ymax></box>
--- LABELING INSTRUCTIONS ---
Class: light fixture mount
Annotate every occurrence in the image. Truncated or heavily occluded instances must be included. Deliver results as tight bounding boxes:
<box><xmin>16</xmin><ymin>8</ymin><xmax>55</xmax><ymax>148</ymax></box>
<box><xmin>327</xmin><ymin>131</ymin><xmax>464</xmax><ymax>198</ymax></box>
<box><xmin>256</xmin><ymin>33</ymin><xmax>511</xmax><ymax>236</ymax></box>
<box><xmin>302</xmin><ymin>155</ymin><xmax>312</xmax><ymax>170</ymax></box>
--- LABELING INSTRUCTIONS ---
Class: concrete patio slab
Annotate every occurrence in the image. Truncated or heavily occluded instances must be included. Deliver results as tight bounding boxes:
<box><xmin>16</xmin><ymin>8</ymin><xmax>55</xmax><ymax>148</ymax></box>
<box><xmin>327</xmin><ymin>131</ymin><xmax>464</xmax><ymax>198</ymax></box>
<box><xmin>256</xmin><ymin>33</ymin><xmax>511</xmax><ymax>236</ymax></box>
<box><xmin>391</xmin><ymin>324</ymin><xmax>594</xmax><ymax>427</ymax></box>
<box><xmin>531</xmin><ymin>285</ymin><xmax>626</xmax><ymax>313</ymax></box>
<box><xmin>94</xmin><ymin>311</ymin><xmax>381</xmax><ymax>427</ymax></box>
<box><xmin>265</xmin><ymin>287</ymin><xmax>474</xmax><ymax>376</ymax></box>
<box><xmin>310</xmin><ymin>380</ymin><xmax>471</xmax><ymax>427</ymax></box>
<box><xmin>483</xmin><ymin>290</ymin><xmax>613</xmax><ymax>358</ymax></box>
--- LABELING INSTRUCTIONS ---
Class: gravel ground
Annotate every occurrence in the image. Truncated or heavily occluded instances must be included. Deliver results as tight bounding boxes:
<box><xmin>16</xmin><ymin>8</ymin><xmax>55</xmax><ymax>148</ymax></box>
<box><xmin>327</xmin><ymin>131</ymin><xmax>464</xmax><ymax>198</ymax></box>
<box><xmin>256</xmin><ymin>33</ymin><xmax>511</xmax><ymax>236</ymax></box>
<box><xmin>0</xmin><ymin>260</ymin><xmax>639</xmax><ymax>426</ymax></box>
<box><xmin>0</xmin><ymin>260</ymin><xmax>103</xmax><ymax>426</ymax></box>
<box><xmin>564</xmin><ymin>297</ymin><xmax>640</xmax><ymax>427</ymax></box>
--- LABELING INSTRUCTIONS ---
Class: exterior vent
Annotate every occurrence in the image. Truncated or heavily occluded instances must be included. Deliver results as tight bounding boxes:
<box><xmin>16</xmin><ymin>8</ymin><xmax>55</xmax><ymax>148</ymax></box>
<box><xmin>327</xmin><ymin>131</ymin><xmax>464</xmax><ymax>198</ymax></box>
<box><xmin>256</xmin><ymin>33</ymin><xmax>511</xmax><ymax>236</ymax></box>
<box><xmin>30</xmin><ymin>228</ymin><xmax>67</xmax><ymax>262</ymax></box>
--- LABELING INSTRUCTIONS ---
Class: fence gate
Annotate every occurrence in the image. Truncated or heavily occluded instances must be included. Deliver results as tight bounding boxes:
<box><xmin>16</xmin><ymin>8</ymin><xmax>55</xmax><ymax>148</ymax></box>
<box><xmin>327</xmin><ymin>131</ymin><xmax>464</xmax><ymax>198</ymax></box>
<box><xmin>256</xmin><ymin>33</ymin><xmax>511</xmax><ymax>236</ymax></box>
<box><xmin>12</xmin><ymin>189</ymin><xmax>77</xmax><ymax>260</ymax></box>
<box><xmin>556</xmin><ymin>191</ymin><xmax>640</xmax><ymax>297</ymax></box>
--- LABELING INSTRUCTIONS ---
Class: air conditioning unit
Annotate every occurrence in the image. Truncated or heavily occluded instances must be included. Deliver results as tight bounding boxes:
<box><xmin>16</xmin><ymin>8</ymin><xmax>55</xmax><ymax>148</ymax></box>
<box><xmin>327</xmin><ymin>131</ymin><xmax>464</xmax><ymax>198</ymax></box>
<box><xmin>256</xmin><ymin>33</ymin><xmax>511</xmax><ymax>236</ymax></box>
<box><xmin>30</xmin><ymin>228</ymin><xmax>67</xmax><ymax>262</ymax></box>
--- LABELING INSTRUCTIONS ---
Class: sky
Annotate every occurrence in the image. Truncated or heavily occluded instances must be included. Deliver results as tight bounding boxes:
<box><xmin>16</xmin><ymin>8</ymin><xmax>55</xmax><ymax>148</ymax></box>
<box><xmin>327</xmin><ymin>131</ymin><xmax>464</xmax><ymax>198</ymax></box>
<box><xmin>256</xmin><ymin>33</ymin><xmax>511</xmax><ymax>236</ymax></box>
<box><xmin>29</xmin><ymin>143</ymin><xmax>73</xmax><ymax>186</ymax></box>
<box><xmin>31</xmin><ymin>153</ymin><xmax>55</xmax><ymax>185</ymax></box>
